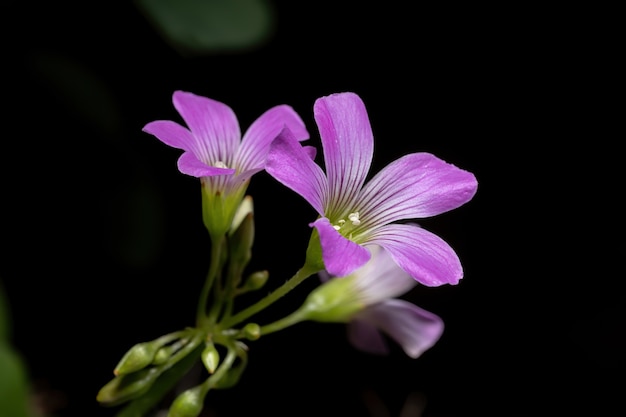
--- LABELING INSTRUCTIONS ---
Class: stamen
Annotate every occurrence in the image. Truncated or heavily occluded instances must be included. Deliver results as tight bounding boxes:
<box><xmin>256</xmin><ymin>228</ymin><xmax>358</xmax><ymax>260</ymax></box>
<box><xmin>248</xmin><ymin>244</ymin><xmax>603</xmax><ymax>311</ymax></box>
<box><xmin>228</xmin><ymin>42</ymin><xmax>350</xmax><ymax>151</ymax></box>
<box><xmin>333</xmin><ymin>219</ymin><xmax>346</xmax><ymax>231</ymax></box>
<box><xmin>348</xmin><ymin>212</ymin><xmax>361</xmax><ymax>226</ymax></box>
<box><xmin>214</xmin><ymin>161</ymin><xmax>228</xmax><ymax>168</ymax></box>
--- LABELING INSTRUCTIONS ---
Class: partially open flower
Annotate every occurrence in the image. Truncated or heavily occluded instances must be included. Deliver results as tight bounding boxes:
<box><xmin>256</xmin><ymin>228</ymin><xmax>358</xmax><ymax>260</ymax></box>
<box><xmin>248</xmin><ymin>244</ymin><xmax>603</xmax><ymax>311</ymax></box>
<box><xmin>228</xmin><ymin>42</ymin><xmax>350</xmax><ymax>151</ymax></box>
<box><xmin>301</xmin><ymin>245</ymin><xmax>444</xmax><ymax>359</ymax></box>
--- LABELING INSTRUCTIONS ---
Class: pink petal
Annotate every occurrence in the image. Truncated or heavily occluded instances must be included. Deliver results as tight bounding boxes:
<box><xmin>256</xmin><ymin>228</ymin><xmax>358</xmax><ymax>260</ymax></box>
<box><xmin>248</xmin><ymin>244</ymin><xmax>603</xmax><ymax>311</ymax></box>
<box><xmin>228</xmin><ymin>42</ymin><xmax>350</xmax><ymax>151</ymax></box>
<box><xmin>313</xmin><ymin>92</ymin><xmax>374</xmax><ymax>212</ymax></box>
<box><xmin>266</xmin><ymin>128</ymin><xmax>327</xmax><ymax>215</ymax></box>
<box><xmin>356</xmin><ymin>299</ymin><xmax>444</xmax><ymax>359</ymax></box>
<box><xmin>142</xmin><ymin>120</ymin><xmax>195</xmax><ymax>151</ymax></box>
<box><xmin>368</xmin><ymin>223</ymin><xmax>464</xmax><ymax>286</ymax></box>
<box><xmin>172</xmin><ymin>91</ymin><xmax>241</xmax><ymax>164</ymax></box>
<box><xmin>237</xmin><ymin>105</ymin><xmax>309</xmax><ymax>172</ymax></box>
<box><xmin>177</xmin><ymin>152</ymin><xmax>235</xmax><ymax>178</ymax></box>
<box><xmin>360</xmin><ymin>152</ymin><xmax>478</xmax><ymax>225</ymax></box>
<box><xmin>347</xmin><ymin>319</ymin><xmax>389</xmax><ymax>356</ymax></box>
<box><xmin>312</xmin><ymin>217</ymin><xmax>371</xmax><ymax>277</ymax></box>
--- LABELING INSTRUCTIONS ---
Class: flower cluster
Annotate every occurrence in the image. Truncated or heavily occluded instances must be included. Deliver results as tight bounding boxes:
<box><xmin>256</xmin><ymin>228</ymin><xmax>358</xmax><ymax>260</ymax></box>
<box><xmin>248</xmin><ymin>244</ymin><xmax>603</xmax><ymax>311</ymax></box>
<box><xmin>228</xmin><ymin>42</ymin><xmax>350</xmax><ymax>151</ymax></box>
<box><xmin>97</xmin><ymin>90</ymin><xmax>478</xmax><ymax>417</ymax></box>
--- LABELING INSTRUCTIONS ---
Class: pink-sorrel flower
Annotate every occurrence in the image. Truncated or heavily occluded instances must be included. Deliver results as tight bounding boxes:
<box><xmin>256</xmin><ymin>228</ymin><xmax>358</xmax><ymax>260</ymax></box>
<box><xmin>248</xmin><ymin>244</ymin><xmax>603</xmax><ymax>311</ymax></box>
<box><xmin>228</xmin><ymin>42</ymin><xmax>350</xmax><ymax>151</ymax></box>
<box><xmin>266</xmin><ymin>92</ymin><xmax>478</xmax><ymax>286</ymax></box>
<box><xmin>302</xmin><ymin>245</ymin><xmax>444</xmax><ymax>359</ymax></box>
<box><xmin>143</xmin><ymin>90</ymin><xmax>309</xmax><ymax>237</ymax></box>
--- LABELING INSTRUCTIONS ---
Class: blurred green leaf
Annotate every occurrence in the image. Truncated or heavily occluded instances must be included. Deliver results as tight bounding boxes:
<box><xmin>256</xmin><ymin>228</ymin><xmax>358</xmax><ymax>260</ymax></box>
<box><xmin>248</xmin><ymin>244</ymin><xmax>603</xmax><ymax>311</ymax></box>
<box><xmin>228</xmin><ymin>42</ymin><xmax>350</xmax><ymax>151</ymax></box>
<box><xmin>28</xmin><ymin>51</ymin><xmax>122</xmax><ymax>136</ymax></box>
<box><xmin>0</xmin><ymin>283</ymin><xmax>33</xmax><ymax>417</ymax></box>
<box><xmin>135</xmin><ymin>0</ymin><xmax>276</xmax><ymax>56</ymax></box>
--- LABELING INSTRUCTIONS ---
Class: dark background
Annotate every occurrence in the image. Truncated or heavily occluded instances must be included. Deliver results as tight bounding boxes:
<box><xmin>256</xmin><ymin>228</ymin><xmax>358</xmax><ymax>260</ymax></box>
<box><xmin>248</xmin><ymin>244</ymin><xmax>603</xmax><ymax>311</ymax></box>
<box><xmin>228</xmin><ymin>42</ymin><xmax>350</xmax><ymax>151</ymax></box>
<box><xmin>2</xmin><ymin>1</ymin><xmax>623</xmax><ymax>417</ymax></box>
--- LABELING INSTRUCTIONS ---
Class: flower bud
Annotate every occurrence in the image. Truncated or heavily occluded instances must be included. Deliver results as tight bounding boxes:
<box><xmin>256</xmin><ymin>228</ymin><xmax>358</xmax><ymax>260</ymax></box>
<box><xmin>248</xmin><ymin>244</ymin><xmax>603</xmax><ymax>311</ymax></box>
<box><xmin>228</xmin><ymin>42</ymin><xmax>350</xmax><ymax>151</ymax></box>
<box><xmin>97</xmin><ymin>367</ymin><xmax>160</xmax><ymax>407</ymax></box>
<box><xmin>228</xmin><ymin>213</ymin><xmax>255</xmax><ymax>267</ymax></box>
<box><xmin>168</xmin><ymin>385</ymin><xmax>205</xmax><ymax>417</ymax></box>
<box><xmin>242</xmin><ymin>323</ymin><xmax>260</xmax><ymax>340</ymax></box>
<box><xmin>201</xmin><ymin>342</ymin><xmax>220</xmax><ymax>374</ymax></box>
<box><xmin>152</xmin><ymin>345</ymin><xmax>173</xmax><ymax>365</ymax></box>
<box><xmin>114</xmin><ymin>342</ymin><xmax>159</xmax><ymax>376</ymax></box>
<box><xmin>238</xmin><ymin>270</ymin><xmax>269</xmax><ymax>293</ymax></box>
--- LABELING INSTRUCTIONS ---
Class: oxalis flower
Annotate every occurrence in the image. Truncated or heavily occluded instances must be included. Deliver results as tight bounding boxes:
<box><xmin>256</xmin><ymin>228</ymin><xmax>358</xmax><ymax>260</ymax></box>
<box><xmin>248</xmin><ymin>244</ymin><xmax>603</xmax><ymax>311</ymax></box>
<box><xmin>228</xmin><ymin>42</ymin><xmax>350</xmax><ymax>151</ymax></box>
<box><xmin>143</xmin><ymin>90</ymin><xmax>309</xmax><ymax>238</ymax></box>
<box><xmin>266</xmin><ymin>92</ymin><xmax>478</xmax><ymax>286</ymax></box>
<box><xmin>300</xmin><ymin>245</ymin><xmax>444</xmax><ymax>359</ymax></box>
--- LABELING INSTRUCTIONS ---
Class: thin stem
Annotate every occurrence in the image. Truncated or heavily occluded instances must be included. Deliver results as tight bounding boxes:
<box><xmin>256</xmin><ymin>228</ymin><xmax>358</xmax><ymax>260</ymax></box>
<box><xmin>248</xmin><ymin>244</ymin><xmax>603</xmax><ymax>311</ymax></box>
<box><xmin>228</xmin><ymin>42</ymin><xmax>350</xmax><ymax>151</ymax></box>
<box><xmin>219</xmin><ymin>263</ymin><xmax>320</xmax><ymax>329</ymax></box>
<box><xmin>196</xmin><ymin>235</ymin><xmax>225</xmax><ymax>328</ymax></box>
<box><xmin>258</xmin><ymin>308</ymin><xmax>309</xmax><ymax>336</ymax></box>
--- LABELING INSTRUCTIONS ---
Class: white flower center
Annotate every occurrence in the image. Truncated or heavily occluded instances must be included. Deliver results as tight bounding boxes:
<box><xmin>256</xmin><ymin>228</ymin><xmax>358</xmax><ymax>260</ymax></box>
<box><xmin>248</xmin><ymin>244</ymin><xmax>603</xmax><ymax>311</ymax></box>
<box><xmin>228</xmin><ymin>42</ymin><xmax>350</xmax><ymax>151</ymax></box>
<box><xmin>214</xmin><ymin>161</ymin><xmax>228</xmax><ymax>168</ymax></box>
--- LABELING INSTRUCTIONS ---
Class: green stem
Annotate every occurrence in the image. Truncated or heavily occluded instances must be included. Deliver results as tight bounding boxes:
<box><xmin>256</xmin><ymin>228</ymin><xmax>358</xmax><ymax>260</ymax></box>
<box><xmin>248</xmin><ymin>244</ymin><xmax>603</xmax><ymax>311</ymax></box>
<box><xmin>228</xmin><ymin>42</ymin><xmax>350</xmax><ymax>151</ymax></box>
<box><xmin>196</xmin><ymin>235</ymin><xmax>225</xmax><ymax>328</ymax></box>
<box><xmin>219</xmin><ymin>263</ymin><xmax>320</xmax><ymax>329</ymax></box>
<box><xmin>258</xmin><ymin>308</ymin><xmax>309</xmax><ymax>336</ymax></box>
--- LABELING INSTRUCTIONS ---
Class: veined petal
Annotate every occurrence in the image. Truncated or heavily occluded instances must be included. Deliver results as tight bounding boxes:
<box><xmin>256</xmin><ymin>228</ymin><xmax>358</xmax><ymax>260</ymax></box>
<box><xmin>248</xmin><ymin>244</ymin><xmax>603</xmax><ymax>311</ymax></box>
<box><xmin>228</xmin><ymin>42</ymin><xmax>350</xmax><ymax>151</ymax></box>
<box><xmin>237</xmin><ymin>105</ymin><xmax>309</xmax><ymax>172</ymax></box>
<box><xmin>312</xmin><ymin>218</ymin><xmax>371</xmax><ymax>277</ymax></box>
<box><xmin>356</xmin><ymin>299</ymin><xmax>444</xmax><ymax>359</ymax></box>
<box><xmin>172</xmin><ymin>91</ymin><xmax>241</xmax><ymax>166</ymax></box>
<box><xmin>359</xmin><ymin>153</ymin><xmax>478</xmax><ymax>226</ymax></box>
<box><xmin>347</xmin><ymin>319</ymin><xmax>389</xmax><ymax>356</ymax></box>
<box><xmin>314</xmin><ymin>92</ymin><xmax>373</xmax><ymax>214</ymax></box>
<box><xmin>266</xmin><ymin>128</ymin><xmax>327</xmax><ymax>215</ymax></box>
<box><xmin>368</xmin><ymin>223</ymin><xmax>463</xmax><ymax>286</ymax></box>
<box><xmin>350</xmin><ymin>245</ymin><xmax>417</xmax><ymax>304</ymax></box>
<box><xmin>142</xmin><ymin>120</ymin><xmax>195</xmax><ymax>151</ymax></box>
<box><xmin>178</xmin><ymin>152</ymin><xmax>235</xmax><ymax>178</ymax></box>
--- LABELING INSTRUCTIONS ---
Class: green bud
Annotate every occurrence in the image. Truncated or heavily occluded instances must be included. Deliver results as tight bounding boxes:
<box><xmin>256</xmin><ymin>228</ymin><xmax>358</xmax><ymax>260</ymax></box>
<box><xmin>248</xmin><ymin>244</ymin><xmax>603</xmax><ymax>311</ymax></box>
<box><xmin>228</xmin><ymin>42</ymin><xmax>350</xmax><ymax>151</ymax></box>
<box><xmin>168</xmin><ymin>385</ymin><xmax>206</xmax><ymax>417</ymax></box>
<box><xmin>201</xmin><ymin>342</ymin><xmax>220</xmax><ymax>374</ymax></box>
<box><xmin>114</xmin><ymin>342</ymin><xmax>159</xmax><ymax>376</ymax></box>
<box><xmin>238</xmin><ymin>270</ymin><xmax>269</xmax><ymax>294</ymax></box>
<box><xmin>152</xmin><ymin>345</ymin><xmax>173</xmax><ymax>365</ymax></box>
<box><xmin>242</xmin><ymin>323</ymin><xmax>260</xmax><ymax>340</ymax></box>
<box><xmin>96</xmin><ymin>367</ymin><xmax>160</xmax><ymax>407</ymax></box>
<box><xmin>228</xmin><ymin>213</ymin><xmax>255</xmax><ymax>267</ymax></box>
<box><xmin>300</xmin><ymin>275</ymin><xmax>363</xmax><ymax>323</ymax></box>
<box><xmin>229</xmin><ymin>195</ymin><xmax>253</xmax><ymax>234</ymax></box>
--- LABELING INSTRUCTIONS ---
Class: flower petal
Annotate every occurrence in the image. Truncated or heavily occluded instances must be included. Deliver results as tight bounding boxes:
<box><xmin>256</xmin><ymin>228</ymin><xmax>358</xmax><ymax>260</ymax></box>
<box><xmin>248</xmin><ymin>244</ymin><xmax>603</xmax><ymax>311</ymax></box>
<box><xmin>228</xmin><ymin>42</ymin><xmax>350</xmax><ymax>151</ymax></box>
<box><xmin>177</xmin><ymin>152</ymin><xmax>235</xmax><ymax>178</ymax></box>
<box><xmin>347</xmin><ymin>319</ymin><xmax>389</xmax><ymax>356</ymax></box>
<box><xmin>368</xmin><ymin>223</ymin><xmax>463</xmax><ymax>286</ymax></box>
<box><xmin>312</xmin><ymin>217</ymin><xmax>371</xmax><ymax>277</ymax></box>
<box><xmin>266</xmin><ymin>128</ymin><xmax>327</xmax><ymax>215</ymax></box>
<box><xmin>172</xmin><ymin>91</ymin><xmax>241</xmax><ymax>165</ymax></box>
<box><xmin>350</xmin><ymin>245</ymin><xmax>417</xmax><ymax>304</ymax></box>
<box><xmin>237</xmin><ymin>105</ymin><xmax>309</xmax><ymax>172</ymax></box>
<box><xmin>359</xmin><ymin>152</ymin><xmax>478</xmax><ymax>225</ymax></box>
<box><xmin>356</xmin><ymin>299</ymin><xmax>444</xmax><ymax>359</ymax></box>
<box><xmin>142</xmin><ymin>120</ymin><xmax>195</xmax><ymax>151</ymax></box>
<box><xmin>313</xmin><ymin>92</ymin><xmax>374</xmax><ymax>214</ymax></box>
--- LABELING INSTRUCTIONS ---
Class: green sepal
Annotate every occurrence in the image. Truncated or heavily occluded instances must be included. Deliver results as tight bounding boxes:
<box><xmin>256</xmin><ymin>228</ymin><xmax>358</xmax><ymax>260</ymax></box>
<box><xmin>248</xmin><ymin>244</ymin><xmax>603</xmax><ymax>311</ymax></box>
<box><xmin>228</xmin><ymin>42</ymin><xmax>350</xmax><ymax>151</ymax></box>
<box><xmin>304</xmin><ymin>228</ymin><xmax>325</xmax><ymax>272</ymax></box>
<box><xmin>300</xmin><ymin>275</ymin><xmax>362</xmax><ymax>323</ymax></box>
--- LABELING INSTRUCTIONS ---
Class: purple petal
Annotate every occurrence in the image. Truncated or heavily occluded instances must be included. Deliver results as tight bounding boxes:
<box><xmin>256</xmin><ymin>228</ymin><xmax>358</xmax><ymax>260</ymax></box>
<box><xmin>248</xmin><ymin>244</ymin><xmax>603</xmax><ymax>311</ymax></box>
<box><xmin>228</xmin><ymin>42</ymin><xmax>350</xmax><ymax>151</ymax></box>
<box><xmin>266</xmin><ymin>128</ymin><xmax>327</xmax><ymax>215</ymax></box>
<box><xmin>349</xmin><ymin>245</ymin><xmax>417</xmax><ymax>304</ymax></box>
<box><xmin>172</xmin><ymin>91</ymin><xmax>241</xmax><ymax>165</ymax></box>
<box><xmin>356</xmin><ymin>299</ymin><xmax>444</xmax><ymax>359</ymax></box>
<box><xmin>142</xmin><ymin>120</ymin><xmax>195</xmax><ymax>151</ymax></box>
<box><xmin>312</xmin><ymin>218</ymin><xmax>371</xmax><ymax>277</ymax></box>
<box><xmin>360</xmin><ymin>153</ymin><xmax>478</xmax><ymax>225</ymax></box>
<box><xmin>177</xmin><ymin>152</ymin><xmax>235</xmax><ymax>178</ymax></box>
<box><xmin>313</xmin><ymin>92</ymin><xmax>374</xmax><ymax>213</ymax></box>
<box><xmin>347</xmin><ymin>319</ymin><xmax>389</xmax><ymax>356</ymax></box>
<box><xmin>237</xmin><ymin>105</ymin><xmax>309</xmax><ymax>172</ymax></box>
<box><xmin>368</xmin><ymin>223</ymin><xmax>463</xmax><ymax>286</ymax></box>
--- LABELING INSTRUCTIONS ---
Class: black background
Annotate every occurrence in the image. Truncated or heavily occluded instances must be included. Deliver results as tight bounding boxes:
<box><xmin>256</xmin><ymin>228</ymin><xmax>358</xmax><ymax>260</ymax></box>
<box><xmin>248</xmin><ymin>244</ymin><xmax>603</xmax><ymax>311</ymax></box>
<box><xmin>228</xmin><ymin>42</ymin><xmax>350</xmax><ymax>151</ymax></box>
<box><xmin>2</xmin><ymin>2</ymin><xmax>623</xmax><ymax>417</ymax></box>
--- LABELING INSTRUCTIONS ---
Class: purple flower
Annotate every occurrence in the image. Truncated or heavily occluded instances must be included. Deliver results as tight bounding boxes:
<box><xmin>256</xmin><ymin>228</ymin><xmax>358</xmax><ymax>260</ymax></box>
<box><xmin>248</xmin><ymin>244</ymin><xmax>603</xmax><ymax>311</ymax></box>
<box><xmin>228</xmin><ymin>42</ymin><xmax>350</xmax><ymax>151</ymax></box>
<box><xmin>143</xmin><ymin>90</ymin><xmax>309</xmax><ymax>236</ymax></box>
<box><xmin>266</xmin><ymin>92</ymin><xmax>478</xmax><ymax>286</ymax></box>
<box><xmin>305</xmin><ymin>245</ymin><xmax>444</xmax><ymax>359</ymax></box>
